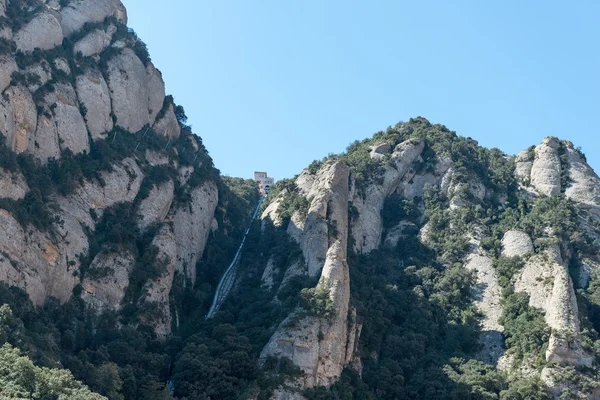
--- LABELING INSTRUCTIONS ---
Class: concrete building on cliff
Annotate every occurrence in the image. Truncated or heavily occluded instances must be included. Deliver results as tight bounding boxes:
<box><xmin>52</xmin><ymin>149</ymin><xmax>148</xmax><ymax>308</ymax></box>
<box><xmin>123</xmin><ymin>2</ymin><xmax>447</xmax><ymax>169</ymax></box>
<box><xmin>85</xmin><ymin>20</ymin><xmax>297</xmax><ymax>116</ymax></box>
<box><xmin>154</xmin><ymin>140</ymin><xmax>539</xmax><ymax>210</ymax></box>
<box><xmin>254</xmin><ymin>171</ymin><xmax>274</xmax><ymax>194</ymax></box>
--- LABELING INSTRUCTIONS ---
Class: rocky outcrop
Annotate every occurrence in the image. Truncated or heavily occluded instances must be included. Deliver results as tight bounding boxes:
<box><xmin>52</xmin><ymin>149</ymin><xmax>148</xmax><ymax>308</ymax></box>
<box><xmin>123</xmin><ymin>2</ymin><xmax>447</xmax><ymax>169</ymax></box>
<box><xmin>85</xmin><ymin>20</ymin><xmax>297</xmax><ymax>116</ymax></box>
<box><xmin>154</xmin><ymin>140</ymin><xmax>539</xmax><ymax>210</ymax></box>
<box><xmin>292</xmin><ymin>161</ymin><xmax>350</xmax><ymax>277</ymax></box>
<box><xmin>351</xmin><ymin>139</ymin><xmax>424</xmax><ymax>253</ymax></box>
<box><xmin>22</xmin><ymin>61</ymin><xmax>53</xmax><ymax>92</ymax></box>
<box><xmin>0</xmin><ymin>209</ymin><xmax>85</xmax><ymax>305</ymax></box>
<box><xmin>60</xmin><ymin>0</ymin><xmax>127</xmax><ymax>37</ymax></box>
<box><xmin>1</xmin><ymin>85</ymin><xmax>37</xmax><ymax>154</ymax></box>
<box><xmin>146</xmin><ymin>63</ymin><xmax>165</xmax><ymax>124</ymax></box>
<box><xmin>81</xmin><ymin>251</ymin><xmax>135</xmax><ymax>312</ymax></box>
<box><xmin>501</xmin><ymin>230</ymin><xmax>534</xmax><ymax>258</ymax></box>
<box><xmin>30</xmin><ymin>115</ymin><xmax>61</xmax><ymax>163</ymax></box>
<box><xmin>14</xmin><ymin>11</ymin><xmax>63</xmax><ymax>53</ymax></box>
<box><xmin>137</xmin><ymin>180</ymin><xmax>175</xmax><ymax>231</ymax></box>
<box><xmin>0</xmin><ymin>169</ymin><xmax>28</xmax><ymax>200</ymax></box>
<box><xmin>513</xmin><ymin>244</ymin><xmax>593</xmax><ymax>367</ymax></box>
<box><xmin>152</xmin><ymin>104</ymin><xmax>180</xmax><ymax>138</ymax></box>
<box><xmin>530</xmin><ymin>137</ymin><xmax>562</xmax><ymax>197</ymax></box>
<box><xmin>45</xmin><ymin>83</ymin><xmax>89</xmax><ymax>154</ymax></box>
<box><xmin>107</xmin><ymin>49</ymin><xmax>149</xmax><ymax>133</ymax></box>
<box><xmin>261</xmin><ymin>161</ymin><xmax>358</xmax><ymax>391</ymax></box>
<box><xmin>73</xmin><ymin>28</ymin><xmax>113</xmax><ymax>57</ymax></box>
<box><xmin>75</xmin><ymin>69</ymin><xmax>113</xmax><ymax>140</ymax></box>
<box><xmin>0</xmin><ymin>56</ymin><xmax>17</xmax><ymax>93</ymax></box>
<box><xmin>515</xmin><ymin>149</ymin><xmax>534</xmax><ymax>185</ymax></box>
<box><xmin>563</xmin><ymin>143</ymin><xmax>600</xmax><ymax>205</ymax></box>
<box><xmin>143</xmin><ymin>225</ymin><xmax>177</xmax><ymax>337</ymax></box>
<box><xmin>261</xmin><ymin>242</ymin><xmax>359</xmax><ymax>389</ymax></box>
<box><xmin>465</xmin><ymin>253</ymin><xmax>504</xmax><ymax>366</ymax></box>
<box><xmin>172</xmin><ymin>182</ymin><xmax>219</xmax><ymax>283</ymax></box>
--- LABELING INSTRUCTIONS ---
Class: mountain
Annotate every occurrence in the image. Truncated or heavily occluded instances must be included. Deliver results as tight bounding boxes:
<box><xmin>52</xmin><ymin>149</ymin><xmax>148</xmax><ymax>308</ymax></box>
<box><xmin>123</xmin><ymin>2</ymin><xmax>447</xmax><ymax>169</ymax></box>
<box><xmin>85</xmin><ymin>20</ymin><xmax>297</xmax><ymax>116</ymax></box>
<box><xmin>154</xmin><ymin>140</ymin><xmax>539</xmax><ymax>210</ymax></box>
<box><xmin>1</xmin><ymin>1</ymin><xmax>600</xmax><ymax>400</ymax></box>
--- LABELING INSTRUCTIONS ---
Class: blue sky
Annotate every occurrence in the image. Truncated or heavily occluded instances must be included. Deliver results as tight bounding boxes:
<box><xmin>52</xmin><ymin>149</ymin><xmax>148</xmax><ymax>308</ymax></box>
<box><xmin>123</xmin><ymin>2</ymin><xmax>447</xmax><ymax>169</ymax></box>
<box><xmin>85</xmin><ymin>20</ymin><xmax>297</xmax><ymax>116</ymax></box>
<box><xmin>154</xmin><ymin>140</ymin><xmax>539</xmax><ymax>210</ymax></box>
<box><xmin>123</xmin><ymin>0</ymin><xmax>600</xmax><ymax>181</ymax></box>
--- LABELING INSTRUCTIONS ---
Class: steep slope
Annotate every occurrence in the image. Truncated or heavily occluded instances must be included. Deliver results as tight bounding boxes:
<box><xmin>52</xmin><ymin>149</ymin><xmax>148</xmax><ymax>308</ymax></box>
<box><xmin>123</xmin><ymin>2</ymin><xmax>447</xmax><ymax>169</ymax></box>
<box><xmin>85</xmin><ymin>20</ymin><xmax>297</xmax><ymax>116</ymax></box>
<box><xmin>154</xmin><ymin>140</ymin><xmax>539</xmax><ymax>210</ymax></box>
<box><xmin>250</xmin><ymin>119</ymin><xmax>600</xmax><ymax>399</ymax></box>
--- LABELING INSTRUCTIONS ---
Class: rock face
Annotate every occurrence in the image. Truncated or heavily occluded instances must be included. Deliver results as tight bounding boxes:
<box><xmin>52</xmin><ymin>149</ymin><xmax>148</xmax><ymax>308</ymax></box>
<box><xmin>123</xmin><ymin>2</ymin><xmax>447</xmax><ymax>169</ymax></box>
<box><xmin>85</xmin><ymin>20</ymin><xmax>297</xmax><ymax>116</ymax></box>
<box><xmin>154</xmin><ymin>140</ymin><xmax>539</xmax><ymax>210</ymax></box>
<box><xmin>152</xmin><ymin>104</ymin><xmax>181</xmax><ymax>138</ymax></box>
<box><xmin>351</xmin><ymin>139</ymin><xmax>425</xmax><ymax>253</ymax></box>
<box><xmin>261</xmin><ymin>161</ymin><xmax>359</xmax><ymax>390</ymax></box>
<box><xmin>0</xmin><ymin>56</ymin><xmax>17</xmax><ymax>93</ymax></box>
<box><xmin>107</xmin><ymin>49</ymin><xmax>150</xmax><ymax>134</ymax></box>
<box><xmin>45</xmin><ymin>83</ymin><xmax>90</xmax><ymax>154</ymax></box>
<box><xmin>513</xmin><ymin>244</ymin><xmax>593</xmax><ymax>367</ymax></box>
<box><xmin>73</xmin><ymin>28</ymin><xmax>113</xmax><ymax>57</ymax></box>
<box><xmin>172</xmin><ymin>182</ymin><xmax>219</xmax><ymax>283</ymax></box>
<box><xmin>0</xmin><ymin>169</ymin><xmax>28</xmax><ymax>200</ymax></box>
<box><xmin>81</xmin><ymin>251</ymin><xmax>135</xmax><ymax>312</ymax></box>
<box><xmin>1</xmin><ymin>85</ymin><xmax>37</xmax><ymax>154</ymax></box>
<box><xmin>465</xmin><ymin>253</ymin><xmax>504</xmax><ymax>366</ymax></box>
<box><xmin>75</xmin><ymin>69</ymin><xmax>113</xmax><ymax>140</ymax></box>
<box><xmin>146</xmin><ymin>62</ymin><xmax>166</xmax><ymax>124</ymax></box>
<box><xmin>60</xmin><ymin>0</ymin><xmax>127</xmax><ymax>37</ymax></box>
<box><xmin>530</xmin><ymin>137</ymin><xmax>562</xmax><ymax>196</ymax></box>
<box><xmin>0</xmin><ymin>0</ymin><xmax>222</xmax><ymax>344</ymax></box>
<box><xmin>30</xmin><ymin>115</ymin><xmax>61</xmax><ymax>163</ymax></box>
<box><xmin>137</xmin><ymin>180</ymin><xmax>175</xmax><ymax>231</ymax></box>
<box><xmin>14</xmin><ymin>11</ymin><xmax>63</xmax><ymax>53</ymax></box>
<box><xmin>501</xmin><ymin>230</ymin><xmax>534</xmax><ymax>258</ymax></box>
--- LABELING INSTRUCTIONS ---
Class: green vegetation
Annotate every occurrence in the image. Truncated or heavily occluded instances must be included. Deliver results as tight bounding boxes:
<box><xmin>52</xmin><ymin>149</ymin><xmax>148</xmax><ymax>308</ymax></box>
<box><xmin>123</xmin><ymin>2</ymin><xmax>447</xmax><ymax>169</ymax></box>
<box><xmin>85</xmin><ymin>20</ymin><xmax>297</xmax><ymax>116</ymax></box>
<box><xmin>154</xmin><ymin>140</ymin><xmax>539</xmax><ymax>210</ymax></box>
<box><xmin>0</xmin><ymin>342</ymin><xmax>106</xmax><ymax>399</ymax></box>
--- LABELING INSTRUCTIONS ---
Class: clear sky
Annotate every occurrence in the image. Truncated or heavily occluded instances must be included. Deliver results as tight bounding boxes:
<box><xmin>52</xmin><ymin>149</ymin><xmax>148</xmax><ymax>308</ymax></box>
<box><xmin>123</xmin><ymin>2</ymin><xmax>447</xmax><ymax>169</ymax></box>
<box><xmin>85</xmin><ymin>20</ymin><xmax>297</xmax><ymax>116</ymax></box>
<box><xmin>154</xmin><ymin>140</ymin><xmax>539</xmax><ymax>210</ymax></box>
<box><xmin>122</xmin><ymin>0</ymin><xmax>600</xmax><ymax>181</ymax></box>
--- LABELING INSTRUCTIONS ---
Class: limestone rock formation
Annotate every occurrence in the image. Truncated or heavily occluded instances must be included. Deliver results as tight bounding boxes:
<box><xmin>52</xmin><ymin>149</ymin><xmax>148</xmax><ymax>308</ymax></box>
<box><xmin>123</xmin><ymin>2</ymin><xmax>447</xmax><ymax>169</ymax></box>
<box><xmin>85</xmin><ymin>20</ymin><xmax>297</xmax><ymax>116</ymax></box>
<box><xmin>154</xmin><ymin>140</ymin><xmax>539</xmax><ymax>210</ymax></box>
<box><xmin>146</xmin><ymin>62</ymin><xmax>166</xmax><ymax>124</ymax></box>
<box><xmin>14</xmin><ymin>11</ymin><xmax>63</xmax><ymax>53</ymax></box>
<box><xmin>73</xmin><ymin>28</ymin><xmax>113</xmax><ymax>57</ymax></box>
<box><xmin>107</xmin><ymin>49</ymin><xmax>150</xmax><ymax>134</ymax></box>
<box><xmin>0</xmin><ymin>169</ymin><xmax>28</xmax><ymax>200</ymax></box>
<box><xmin>351</xmin><ymin>139</ymin><xmax>425</xmax><ymax>253</ymax></box>
<box><xmin>75</xmin><ymin>69</ymin><xmax>113</xmax><ymax>140</ymax></box>
<box><xmin>44</xmin><ymin>83</ymin><xmax>89</xmax><ymax>154</ymax></box>
<box><xmin>172</xmin><ymin>182</ymin><xmax>219</xmax><ymax>283</ymax></box>
<box><xmin>1</xmin><ymin>85</ymin><xmax>37</xmax><ymax>154</ymax></box>
<box><xmin>152</xmin><ymin>104</ymin><xmax>181</xmax><ymax>138</ymax></box>
<box><xmin>60</xmin><ymin>0</ymin><xmax>127</xmax><ymax>37</ymax></box>
<box><xmin>0</xmin><ymin>56</ymin><xmax>17</xmax><ymax>93</ymax></box>
<box><xmin>137</xmin><ymin>180</ymin><xmax>175</xmax><ymax>231</ymax></box>
<box><xmin>501</xmin><ymin>230</ymin><xmax>534</xmax><ymax>258</ymax></box>
<box><xmin>30</xmin><ymin>115</ymin><xmax>61</xmax><ymax>162</ymax></box>
<box><xmin>81</xmin><ymin>251</ymin><xmax>135</xmax><ymax>312</ymax></box>
<box><xmin>530</xmin><ymin>137</ymin><xmax>562</xmax><ymax>196</ymax></box>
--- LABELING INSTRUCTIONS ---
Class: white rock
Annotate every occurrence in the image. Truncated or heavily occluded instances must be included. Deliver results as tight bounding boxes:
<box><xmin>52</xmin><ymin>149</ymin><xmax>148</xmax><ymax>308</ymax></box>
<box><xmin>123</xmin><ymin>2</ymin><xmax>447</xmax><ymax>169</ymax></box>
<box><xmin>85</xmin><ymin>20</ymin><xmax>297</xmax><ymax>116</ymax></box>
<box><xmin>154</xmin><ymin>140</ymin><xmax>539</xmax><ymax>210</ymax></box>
<box><xmin>146</xmin><ymin>62</ymin><xmax>165</xmax><ymax>124</ymax></box>
<box><xmin>53</xmin><ymin>58</ymin><xmax>71</xmax><ymax>75</ymax></box>
<box><xmin>501</xmin><ymin>230</ymin><xmax>534</xmax><ymax>258</ymax></box>
<box><xmin>0</xmin><ymin>55</ymin><xmax>17</xmax><ymax>93</ymax></box>
<box><xmin>75</xmin><ymin>69</ymin><xmax>113</xmax><ymax>140</ymax></box>
<box><xmin>60</xmin><ymin>0</ymin><xmax>126</xmax><ymax>37</ymax></box>
<box><xmin>73</xmin><ymin>29</ymin><xmax>112</xmax><ymax>57</ymax></box>
<box><xmin>0</xmin><ymin>168</ymin><xmax>28</xmax><ymax>200</ymax></box>
<box><xmin>143</xmin><ymin>225</ymin><xmax>177</xmax><ymax>337</ymax></box>
<box><xmin>352</xmin><ymin>139</ymin><xmax>425</xmax><ymax>253</ymax></box>
<box><xmin>22</xmin><ymin>61</ymin><xmax>52</xmax><ymax>92</ymax></box>
<box><xmin>30</xmin><ymin>115</ymin><xmax>61</xmax><ymax>163</ymax></box>
<box><xmin>465</xmin><ymin>254</ymin><xmax>504</xmax><ymax>366</ymax></box>
<box><xmin>515</xmin><ymin>148</ymin><xmax>533</xmax><ymax>184</ymax></box>
<box><xmin>45</xmin><ymin>83</ymin><xmax>89</xmax><ymax>154</ymax></box>
<box><xmin>152</xmin><ymin>104</ymin><xmax>180</xmax><ymax>139</ymax></box>
<box><xmin>107</xmin><ymin>49</ymin><xmax>150</xmax><ymax>133</ymax></box>
<box><xmin>14</xmin><ymin>11</ymin><xmax>63</xmax><ymax>53</ymax></box>
<box><xmin>172</xmin><ymin>181</ymin><xmax>219</xmax><ymax>283</ymax></box>
<box><xmin>1</xmin><ymin>86</ymin><xmax>37</xmax><ymax>154</ymax></box>
<box><xmin>530</xmin><ymin>137</ymin><xmax>562</xmax><ymax>196</ymax></box>
<box><xmin>81</xmin><ymin>251</ymin><xmax>135</xmax><ymax>312</ymax></box>
<box><xmin>369</xmin><ymin>142</ymin><xmax>391</xmax><ymax>158</ymax></box>
<box><xmin>137</xmin><ymin>180</ymin><xmax>174</xmax><ymax>231</ymax></box>
<box><xmin>563</xmin><ymin>145</ymin><xmax>600</xmax><ymax>205</ymax></box>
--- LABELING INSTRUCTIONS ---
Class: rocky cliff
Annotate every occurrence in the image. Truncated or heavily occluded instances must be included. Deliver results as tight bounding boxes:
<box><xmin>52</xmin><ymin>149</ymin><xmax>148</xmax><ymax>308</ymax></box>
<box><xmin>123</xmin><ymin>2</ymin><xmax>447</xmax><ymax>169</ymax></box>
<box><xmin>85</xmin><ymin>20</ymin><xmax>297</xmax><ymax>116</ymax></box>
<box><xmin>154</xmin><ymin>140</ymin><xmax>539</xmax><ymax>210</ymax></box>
<box><xmin>0</xmin><ymin>0</ymin><xmax>222</xmax><ymax>336</ymax></box>
<box><xmin>2</xmin><ymin>2</ymin><xmax>600</xmax><ymax>399</ymax></box>
<box><xmin>254</xmin><ymin>120</ymin><xmax>600</xmax><ymax>399</ymax></box>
